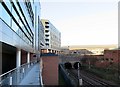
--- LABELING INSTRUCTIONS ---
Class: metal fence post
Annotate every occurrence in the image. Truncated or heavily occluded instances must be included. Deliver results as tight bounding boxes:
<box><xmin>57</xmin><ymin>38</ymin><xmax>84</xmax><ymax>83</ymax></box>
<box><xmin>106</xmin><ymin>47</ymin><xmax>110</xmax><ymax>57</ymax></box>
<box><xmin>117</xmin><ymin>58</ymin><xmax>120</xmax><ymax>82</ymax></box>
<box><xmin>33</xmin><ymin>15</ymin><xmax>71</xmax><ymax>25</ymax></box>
<box><xmin>10</xmin><ymin>77</ymin><xmax>12</xmax><ymax>85</ymax></box>
<box><xmin>78</xmin><ymin>62</ymin><xmax>83</xmax><ymax>86</ymax></box>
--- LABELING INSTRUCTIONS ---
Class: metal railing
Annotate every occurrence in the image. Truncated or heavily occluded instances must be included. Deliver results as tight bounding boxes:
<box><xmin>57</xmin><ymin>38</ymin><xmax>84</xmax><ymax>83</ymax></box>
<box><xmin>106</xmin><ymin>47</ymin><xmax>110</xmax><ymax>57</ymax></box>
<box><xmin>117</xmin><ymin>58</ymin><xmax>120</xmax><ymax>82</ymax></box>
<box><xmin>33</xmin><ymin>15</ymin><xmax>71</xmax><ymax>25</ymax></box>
<box><xmin>0</xmin><ymin>60</ymin><xmax>38</xmax><ymax>86</ymax></box>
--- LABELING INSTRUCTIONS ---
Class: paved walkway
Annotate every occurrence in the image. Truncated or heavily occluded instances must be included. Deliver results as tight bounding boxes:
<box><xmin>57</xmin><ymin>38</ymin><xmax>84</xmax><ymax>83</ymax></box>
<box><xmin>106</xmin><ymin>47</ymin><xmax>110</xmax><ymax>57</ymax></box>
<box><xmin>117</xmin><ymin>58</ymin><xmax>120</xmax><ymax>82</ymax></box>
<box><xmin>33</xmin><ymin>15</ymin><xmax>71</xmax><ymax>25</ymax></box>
<box><xmin>19</xmin><ymin>63</ymin><xmax>40</xmax><ymax>85</ymax></box>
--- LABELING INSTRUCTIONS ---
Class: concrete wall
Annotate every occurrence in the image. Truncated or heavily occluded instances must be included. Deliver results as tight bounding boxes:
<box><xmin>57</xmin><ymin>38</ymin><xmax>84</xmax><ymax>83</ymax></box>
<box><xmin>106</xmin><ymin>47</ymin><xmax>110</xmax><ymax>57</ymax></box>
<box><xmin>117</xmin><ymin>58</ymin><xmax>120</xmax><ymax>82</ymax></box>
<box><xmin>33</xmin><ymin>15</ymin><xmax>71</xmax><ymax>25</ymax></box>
<box><xmin>42</xmin><ymin>56</ymin><xmax>59</xmax><ymax>85</ymax></box>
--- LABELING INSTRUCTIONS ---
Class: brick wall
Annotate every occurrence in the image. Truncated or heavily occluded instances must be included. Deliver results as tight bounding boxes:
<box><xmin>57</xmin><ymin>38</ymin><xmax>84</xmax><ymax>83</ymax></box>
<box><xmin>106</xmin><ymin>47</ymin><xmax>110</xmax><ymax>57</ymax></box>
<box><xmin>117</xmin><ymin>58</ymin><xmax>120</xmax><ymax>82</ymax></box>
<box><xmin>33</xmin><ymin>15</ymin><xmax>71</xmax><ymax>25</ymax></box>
<box><xmin>42</xmin><ymin>56</ymin><xmax>59</xmax><ymax>85</ymax></box>
<box><xmin>104</xmin><ymin>50</ymin><xmax>119</xmax><ymax>63</ymax></box>
<box><xmin>21</xmin><ymin>50</ymin><xmax>27</xmax><ymax>65</ymax></box>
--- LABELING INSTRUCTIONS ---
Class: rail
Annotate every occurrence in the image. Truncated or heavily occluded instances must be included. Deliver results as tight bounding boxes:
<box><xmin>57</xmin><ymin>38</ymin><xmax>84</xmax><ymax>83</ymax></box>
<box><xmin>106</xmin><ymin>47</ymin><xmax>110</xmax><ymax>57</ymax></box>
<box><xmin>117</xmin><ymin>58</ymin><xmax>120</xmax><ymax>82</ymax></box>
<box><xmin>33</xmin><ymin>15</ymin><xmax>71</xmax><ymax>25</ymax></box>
<box><xmin>69</xmin><ymin>69</ymin><xmax>118</xmax><ymax>86</ymax></box>
<box><xmin>0</xmin><ymin>60</ymin><xmax>38</xmax><ymax>86</ymax></box>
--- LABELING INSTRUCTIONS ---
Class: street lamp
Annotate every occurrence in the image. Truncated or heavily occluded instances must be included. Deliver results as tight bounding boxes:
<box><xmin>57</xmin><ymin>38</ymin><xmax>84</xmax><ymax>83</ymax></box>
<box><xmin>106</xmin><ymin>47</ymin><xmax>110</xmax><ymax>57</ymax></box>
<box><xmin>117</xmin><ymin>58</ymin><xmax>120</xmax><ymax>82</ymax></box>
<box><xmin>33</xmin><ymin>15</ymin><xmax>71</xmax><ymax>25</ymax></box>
<box><xmin>68</xmin><ymin>46</ymin><xmax>70</xmax><ymax>54</ymax></box>
<box><xmin>77</xmin><ymin>62</ymin><xmax>83</xmax><ymax>86</ymax></box>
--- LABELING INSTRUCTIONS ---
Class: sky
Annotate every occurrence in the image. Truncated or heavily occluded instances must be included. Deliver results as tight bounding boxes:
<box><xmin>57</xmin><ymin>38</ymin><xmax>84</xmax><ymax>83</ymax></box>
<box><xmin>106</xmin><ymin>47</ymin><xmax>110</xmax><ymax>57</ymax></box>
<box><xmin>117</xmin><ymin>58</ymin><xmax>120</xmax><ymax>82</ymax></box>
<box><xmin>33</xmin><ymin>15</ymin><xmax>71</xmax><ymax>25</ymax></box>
<box><xmin>40</xmin><ymin>0</ymin><xmax>119</xmax><ymax>46</ymax></box>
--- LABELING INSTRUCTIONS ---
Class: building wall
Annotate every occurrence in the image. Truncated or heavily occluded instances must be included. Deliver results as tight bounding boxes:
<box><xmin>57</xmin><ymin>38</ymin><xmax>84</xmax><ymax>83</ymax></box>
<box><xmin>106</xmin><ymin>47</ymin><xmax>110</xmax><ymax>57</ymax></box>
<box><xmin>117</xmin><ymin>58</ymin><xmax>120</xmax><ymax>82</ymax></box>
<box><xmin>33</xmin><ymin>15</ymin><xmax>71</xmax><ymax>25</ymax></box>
<box><xmin>41</xmin><ymin>19</ymin><xmax>61</xmax><ymax>53</ymax></box>
<box><xmin>0</xmin><ymin>1</ymin><xmax>35</xmax><ymax>53</ymax></box>
<box><xmin>84</xmin><ymin>50</ymin><xmax>120</xmax><ymax>68</ymax></box>
<box><xmin>104</xmin><ymin>50</ymin><xmax>119</xmax><ymax>63</ymax></box>
<box><xmin>0</xmin><ymin>1</ymin><xmax>41</xmax><ymax>74</ymax></box>
<box><xmin>38</xmin><ymin>21</ymin><xmax>45</xmax><ymax>51</ymax></box>
<box><xmin>61</xmin><ymin>48</ymin><xmax>69</xmax><ymax>54</ymax></box>
<box><xmin>21</xmin><ymin>50</ymin><xmax>27</xmax><ymax>65</ymax></box>
<box><xmin>42</xmin><ymin>56</ymin><xmax>59</xmax><ymax>85</ymax></box>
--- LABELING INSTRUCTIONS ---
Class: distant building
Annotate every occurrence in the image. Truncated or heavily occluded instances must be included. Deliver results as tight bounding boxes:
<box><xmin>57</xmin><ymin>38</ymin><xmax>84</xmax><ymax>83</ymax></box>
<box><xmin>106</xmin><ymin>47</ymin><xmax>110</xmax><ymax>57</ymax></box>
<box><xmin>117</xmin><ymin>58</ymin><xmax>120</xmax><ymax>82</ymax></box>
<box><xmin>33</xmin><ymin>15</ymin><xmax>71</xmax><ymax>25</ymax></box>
<box><xmin>60</xmin><ymin>47</ymin><xmax>69</xmax><ymax>54</ymax></box>
<box><xmin>39</xmin><ymin>20</ymin><xmax>45</xmax><ymax>53</ymax></box>
<box><xmin>69</xmin><ymin>49</ymin><xmax>93</xmax><ymax>55</ymax></box>
<box><xmin>85</xmin><ymin>49</ymin><xmax>120</xmax><ymax>68</ymax></box>
<box><xmin>41</xmin><ymin>19</ymin><xmax>61</xmax><ymax>54</ymax></box>
<box><xmin>104</xmin><ymin>49</ymin><xmax>119</xmax><ymax>63</ymax></box>
<box><xmin>62</xmin><ymin>45</ymin><xmax>117</xmax><ymax>55</ymax></box>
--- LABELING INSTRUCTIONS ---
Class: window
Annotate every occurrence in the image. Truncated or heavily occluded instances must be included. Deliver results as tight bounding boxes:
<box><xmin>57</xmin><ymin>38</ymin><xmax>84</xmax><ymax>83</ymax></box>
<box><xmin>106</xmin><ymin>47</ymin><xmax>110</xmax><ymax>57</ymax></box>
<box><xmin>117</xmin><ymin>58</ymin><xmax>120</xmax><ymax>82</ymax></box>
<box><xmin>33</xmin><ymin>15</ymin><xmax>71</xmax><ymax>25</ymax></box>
<box><xmin>45</xmin><ymin>35</ymin><xmax>49</xmax><ymax>37</ymax></box>
<box><xmin>106</xmin><ymin>58</ymin><xmax>108</xmax><ymax>61</ymax></box>
<box><xmin>110</xmin><ymin>58</ymin><xmax>113</xmax><ymax>61</ymax></box>
<box><xmin>45</xmin><ymin>30</ymin><xmax>49</xmax><ymax>33</ymax></box>
<box><xmin>45</xmin><ymin>39</ymin><xmax>49</xmax><ymax>41</ymax></box>
<box><xmin>11</xmin><ymin>19</ymin><xmax>19</xmax><ymax>33</ymax></box>
<box><xmin>45</xmin><ymin>22</ymin><xmax>49</xmax><ymax>24</ymax></box>
<box><xmin>45</xmin><ymin>26</ymin><xmax>49</xmax><ymax>28</ymax></box>
<box><xmin>0</xmin><ymin>3</ymin><xmax>11</xmax><ymax>27</ymax></box>
<box><xmin>11</xmin><ymin>7</ymin><xmax>19</xmax><ymax>32</ymax></box>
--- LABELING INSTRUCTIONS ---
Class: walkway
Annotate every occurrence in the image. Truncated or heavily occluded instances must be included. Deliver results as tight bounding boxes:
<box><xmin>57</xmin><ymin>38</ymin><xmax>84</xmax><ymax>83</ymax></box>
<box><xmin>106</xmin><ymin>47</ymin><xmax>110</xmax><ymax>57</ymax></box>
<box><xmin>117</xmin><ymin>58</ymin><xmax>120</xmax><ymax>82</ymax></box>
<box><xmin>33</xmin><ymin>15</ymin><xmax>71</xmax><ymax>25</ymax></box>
<box><xmin>19</xmin><ymin>62</ymin><xmax>41</xmax><ymax>85</ymax></box>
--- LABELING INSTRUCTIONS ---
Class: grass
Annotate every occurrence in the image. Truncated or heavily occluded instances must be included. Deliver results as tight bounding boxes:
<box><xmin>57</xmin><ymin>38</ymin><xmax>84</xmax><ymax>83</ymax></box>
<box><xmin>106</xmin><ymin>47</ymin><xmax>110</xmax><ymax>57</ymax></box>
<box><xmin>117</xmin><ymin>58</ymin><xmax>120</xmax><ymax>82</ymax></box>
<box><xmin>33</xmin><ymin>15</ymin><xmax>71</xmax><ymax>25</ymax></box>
<box><xmin>82</xmin><ymin>64</ymin><xmax>120</xmax><ymax>84</ymax></box>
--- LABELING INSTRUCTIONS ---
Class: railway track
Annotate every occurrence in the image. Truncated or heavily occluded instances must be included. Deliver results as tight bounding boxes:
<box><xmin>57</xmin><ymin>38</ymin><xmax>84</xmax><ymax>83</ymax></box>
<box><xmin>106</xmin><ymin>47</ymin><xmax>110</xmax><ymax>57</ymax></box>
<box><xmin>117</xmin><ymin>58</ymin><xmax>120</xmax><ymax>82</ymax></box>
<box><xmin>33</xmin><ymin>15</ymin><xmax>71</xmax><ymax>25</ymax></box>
<box><xmin>67</xmin><ymin>69</ymin><xmax>118</xmax><ymax>86</ymax></box>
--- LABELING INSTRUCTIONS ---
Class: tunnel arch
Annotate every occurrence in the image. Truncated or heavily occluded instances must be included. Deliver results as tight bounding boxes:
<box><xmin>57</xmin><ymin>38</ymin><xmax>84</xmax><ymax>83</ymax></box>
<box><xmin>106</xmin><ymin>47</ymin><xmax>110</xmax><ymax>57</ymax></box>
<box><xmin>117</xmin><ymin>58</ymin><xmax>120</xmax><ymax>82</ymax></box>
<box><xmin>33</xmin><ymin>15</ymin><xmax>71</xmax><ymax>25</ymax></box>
<box><xmin>64</xmin><ymin>62</ymin><xmax>72</xmax><ymax>69</ymax></box>
<box><xmin>73</xmin><ymin>62</ymin><xmax>82</xmax><ymax>69</ymax></box>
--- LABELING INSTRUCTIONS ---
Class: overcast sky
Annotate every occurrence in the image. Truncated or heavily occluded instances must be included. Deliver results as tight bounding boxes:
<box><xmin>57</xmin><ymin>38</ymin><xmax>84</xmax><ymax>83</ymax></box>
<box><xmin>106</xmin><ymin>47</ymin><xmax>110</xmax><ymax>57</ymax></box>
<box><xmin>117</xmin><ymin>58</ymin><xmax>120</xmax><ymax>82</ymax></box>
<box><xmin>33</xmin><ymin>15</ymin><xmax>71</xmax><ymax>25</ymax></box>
<box><xmin>40</xmin><ymin>0</ymin><xmax>119</xmax><ymax>46</ymax></box>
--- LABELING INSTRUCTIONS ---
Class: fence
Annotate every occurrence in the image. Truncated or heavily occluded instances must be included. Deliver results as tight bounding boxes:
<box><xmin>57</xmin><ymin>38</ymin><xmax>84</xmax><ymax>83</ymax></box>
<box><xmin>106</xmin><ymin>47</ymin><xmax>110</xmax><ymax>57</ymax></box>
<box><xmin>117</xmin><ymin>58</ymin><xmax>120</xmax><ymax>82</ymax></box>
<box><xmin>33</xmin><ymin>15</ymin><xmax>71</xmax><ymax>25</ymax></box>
<box><xmin>0</xmin><ymin>60</ymin><xmax>38</xmax><ymax>86</ymax></box>
<box><xmin>59</xmin><ymin>64</ymin><xmax>77</xmax><ymax>86</ymax></box>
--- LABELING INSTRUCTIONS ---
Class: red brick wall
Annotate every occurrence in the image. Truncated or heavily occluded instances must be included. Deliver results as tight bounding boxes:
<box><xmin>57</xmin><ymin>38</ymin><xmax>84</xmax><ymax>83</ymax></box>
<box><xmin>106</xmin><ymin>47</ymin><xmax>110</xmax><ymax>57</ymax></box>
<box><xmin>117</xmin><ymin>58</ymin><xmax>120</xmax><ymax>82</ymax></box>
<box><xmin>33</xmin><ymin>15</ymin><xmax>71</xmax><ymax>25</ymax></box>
<box><xmin>21</xmin><ymin>50</ymin><xmax>27</xmax><ymax>65</ymax></box>
<box><xmin>81</xmin><ymin>50</ymin><xmax>120</xmax><ymax>68</ymax></box>
<box><xmin>42</xmin><ymin>56</ymin><xmax>59</xmax><ymax>85</ymax></box>
<box><xmin>95</xmin><ymin>50</ymin><xmax>120</xmax><ymax>68</ymax></box>
<box><xmin>95</xmin><ymin>61</ymin><xmax>110</xmax><ymax>68</ymax></box>
<box><xmin>104</xmin><ymin>50</ymin><xmax>119</xmax><ymax>63</ymax></box>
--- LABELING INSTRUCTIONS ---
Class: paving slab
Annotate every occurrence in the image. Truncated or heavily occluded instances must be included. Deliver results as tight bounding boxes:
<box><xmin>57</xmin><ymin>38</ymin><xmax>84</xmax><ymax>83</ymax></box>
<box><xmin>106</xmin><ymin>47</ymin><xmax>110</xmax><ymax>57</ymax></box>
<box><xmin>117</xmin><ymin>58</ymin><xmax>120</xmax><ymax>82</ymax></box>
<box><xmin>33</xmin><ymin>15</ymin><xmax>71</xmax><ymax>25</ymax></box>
<box><xmin>19</xmin><ymin>63</ymin><xmax>40</xmax><ymax>85</ymax></box>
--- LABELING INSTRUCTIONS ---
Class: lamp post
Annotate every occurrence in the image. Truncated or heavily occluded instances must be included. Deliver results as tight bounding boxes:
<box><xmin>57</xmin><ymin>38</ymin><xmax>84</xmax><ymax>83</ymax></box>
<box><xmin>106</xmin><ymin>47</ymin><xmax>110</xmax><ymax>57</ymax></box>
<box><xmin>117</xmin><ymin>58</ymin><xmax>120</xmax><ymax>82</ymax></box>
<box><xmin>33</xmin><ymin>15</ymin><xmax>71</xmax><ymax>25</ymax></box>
<box><xmin>78</xmin><ymin>62</ymin><xmax>83</xmax><ymax>86</ymax></box>
<box><xmin>68</xmin><ymin>46</ymin><xmax>70</xmax><ymax>54</ymax></box>
<box><xmin>88</xmin><ymin>55</ymin><xmax>91</xmax><ymax>69</ymax></box>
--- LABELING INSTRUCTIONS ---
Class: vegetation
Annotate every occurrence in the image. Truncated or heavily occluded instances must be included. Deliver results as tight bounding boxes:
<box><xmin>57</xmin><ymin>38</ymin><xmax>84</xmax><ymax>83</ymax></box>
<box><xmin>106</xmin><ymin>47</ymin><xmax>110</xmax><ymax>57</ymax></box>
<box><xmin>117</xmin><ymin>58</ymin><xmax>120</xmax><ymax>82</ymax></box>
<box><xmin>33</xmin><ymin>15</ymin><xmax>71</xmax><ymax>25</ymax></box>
<box><xmin>80</xmin><ymin>56</ymin><xmax>120</xmax><ymax>84</ymax></box>
<box><xmin>82</xmin><ymin>64</ymin><xmax>120</xmax><ymax>84</ymax></box>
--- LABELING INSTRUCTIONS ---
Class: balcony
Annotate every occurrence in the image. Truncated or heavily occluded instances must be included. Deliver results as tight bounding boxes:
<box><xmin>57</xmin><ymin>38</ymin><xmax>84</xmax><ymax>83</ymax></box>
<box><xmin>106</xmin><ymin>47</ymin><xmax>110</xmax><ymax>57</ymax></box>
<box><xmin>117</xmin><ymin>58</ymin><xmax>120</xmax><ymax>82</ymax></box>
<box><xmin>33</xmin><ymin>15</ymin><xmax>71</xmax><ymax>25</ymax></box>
<box><xmin>45</xmin><ymin>22</ymin><xmax>49</xmax><ymax>24</ymax></box>
<box><xmin>45</xmin><ymin>30</ymin><xmax>49</xmax><ymax>33</ymax></box>
<box><xmin>0</xmin><ymin>60</ymin><xmax>43</xmax><ymax>86</ymax></box>
<box><xmin>45</xmin><ymin>26</ymin><xmax>49</xmax><ymax>28</ymax></box>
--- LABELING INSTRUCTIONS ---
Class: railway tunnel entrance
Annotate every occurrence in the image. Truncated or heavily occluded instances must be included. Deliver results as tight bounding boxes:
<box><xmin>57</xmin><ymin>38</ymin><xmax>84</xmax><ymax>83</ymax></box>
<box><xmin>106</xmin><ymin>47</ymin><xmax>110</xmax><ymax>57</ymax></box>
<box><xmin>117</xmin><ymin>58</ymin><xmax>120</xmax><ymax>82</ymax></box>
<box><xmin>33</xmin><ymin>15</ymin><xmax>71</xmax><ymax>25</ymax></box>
<box><xmin>64</xmin><ymin>61</ymin><xmax>82</xmax><ymax>69</ymax></box>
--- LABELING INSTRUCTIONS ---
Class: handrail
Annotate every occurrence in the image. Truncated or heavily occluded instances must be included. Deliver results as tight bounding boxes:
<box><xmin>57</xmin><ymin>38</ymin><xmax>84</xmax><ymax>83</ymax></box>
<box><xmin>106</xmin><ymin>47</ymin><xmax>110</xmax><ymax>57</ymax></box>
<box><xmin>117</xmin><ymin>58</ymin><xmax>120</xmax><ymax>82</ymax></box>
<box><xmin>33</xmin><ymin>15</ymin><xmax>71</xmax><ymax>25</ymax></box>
<box><xmin>0</xmin><ymin>60</ymin><xmax>35</xmax><ymax>78</ymax></box>
<box><xmin>0</xmin><ymin>67</ymin><xmax>17</xmax><ymax>78</ymax></box>
<box><xmin>0</xmin><ymin>60</ymin><xmax>38</xmax><ymax>85</ymax></box>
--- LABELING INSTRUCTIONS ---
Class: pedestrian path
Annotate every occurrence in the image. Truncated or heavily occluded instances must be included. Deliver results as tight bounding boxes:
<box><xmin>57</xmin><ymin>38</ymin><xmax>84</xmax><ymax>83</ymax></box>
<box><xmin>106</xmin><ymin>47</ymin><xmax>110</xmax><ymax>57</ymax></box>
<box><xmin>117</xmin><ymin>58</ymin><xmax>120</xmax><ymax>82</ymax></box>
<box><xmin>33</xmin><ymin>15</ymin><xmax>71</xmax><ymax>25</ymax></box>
<box><xmin>19</xmin><ymin>63</ymin><xmax>40</xmax><ymax>85</ymax></box>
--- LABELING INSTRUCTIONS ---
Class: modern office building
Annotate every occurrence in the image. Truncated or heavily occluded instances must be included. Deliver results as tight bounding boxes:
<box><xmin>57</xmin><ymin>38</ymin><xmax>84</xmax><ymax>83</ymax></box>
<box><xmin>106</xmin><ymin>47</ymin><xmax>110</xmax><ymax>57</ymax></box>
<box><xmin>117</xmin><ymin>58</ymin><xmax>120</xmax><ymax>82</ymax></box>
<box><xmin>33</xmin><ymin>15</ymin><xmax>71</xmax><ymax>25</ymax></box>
<box><xmin>38</xmin><ymin>20</ymin><xmax>45</xmax><ymax>53</ymax></box>
<box><xmin>0</xmin><ymin>0</ymin><xmax>42</xmax><ymax>76</ymax></box>
<box><xmin>41</xmin><ymin>19</ymin><xmax>61</xmax><ymax>54</ymax></box>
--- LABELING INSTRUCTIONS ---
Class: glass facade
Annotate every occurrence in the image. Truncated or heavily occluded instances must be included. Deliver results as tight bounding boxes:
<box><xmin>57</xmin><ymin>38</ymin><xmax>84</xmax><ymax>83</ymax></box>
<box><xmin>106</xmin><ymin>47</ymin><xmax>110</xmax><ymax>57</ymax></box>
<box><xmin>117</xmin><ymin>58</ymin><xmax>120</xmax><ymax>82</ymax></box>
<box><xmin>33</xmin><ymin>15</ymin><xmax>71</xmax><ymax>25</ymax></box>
<box><xmin>0</xmin><ymin>0</ymin><xmax>35</xmax><ymax>47</ymax></box>
<box><xmin>38</xmin><ymin>20</ymin><xmax>45</xmax><ymax>50</ymax></box>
